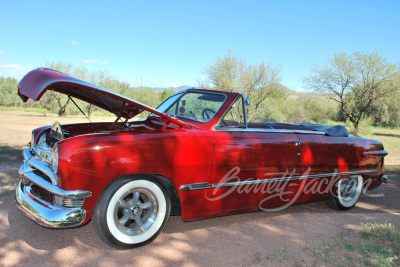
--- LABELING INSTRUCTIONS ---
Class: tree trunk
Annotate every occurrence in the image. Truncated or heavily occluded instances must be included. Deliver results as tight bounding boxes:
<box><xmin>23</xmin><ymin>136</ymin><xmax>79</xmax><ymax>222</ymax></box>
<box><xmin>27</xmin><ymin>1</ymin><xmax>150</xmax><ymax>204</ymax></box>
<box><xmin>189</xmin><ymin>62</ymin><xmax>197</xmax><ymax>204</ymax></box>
<box><xmin>353</xmin><ymin>121</ymin><xmax>359</xmax><ymax>135</ymax></box>
<box><xmin>88</xmin><ymin>104</ymin><xmax>92</xmax><ymax>118</ymax></box>
<box><xmin>58</xmin><ymin>98</ymin><xmax>70</xmax><ymax>116</ymax></box>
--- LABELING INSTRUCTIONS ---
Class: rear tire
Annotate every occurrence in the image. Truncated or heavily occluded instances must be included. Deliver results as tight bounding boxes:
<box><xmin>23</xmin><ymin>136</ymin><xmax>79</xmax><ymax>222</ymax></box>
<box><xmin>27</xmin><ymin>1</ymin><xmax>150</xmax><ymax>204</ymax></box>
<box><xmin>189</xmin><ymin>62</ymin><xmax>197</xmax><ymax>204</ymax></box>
<box><xmin>325</xmin><ymin>175</ymin><xmax>363</xmax><ymax>211</ymax></box>
<box><xmin>92</xmin><ymin>177</ymin><xmax>171</xmax><ymax>249</ymax></box>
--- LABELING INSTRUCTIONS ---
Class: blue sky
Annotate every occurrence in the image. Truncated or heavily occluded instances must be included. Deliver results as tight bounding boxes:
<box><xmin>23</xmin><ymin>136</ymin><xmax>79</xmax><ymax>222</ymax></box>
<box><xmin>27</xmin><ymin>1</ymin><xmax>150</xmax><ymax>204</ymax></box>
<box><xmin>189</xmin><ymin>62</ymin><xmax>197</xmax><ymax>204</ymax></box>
<box><xmin>0</xmin><ymin>0</ymin><xmax>399</xmax><ymax>91</ymax></box>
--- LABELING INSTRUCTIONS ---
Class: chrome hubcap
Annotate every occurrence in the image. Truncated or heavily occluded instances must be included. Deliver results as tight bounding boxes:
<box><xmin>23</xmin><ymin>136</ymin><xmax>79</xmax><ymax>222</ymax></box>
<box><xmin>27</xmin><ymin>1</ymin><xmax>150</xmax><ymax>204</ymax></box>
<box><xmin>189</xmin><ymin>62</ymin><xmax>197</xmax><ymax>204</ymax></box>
<box><xmin>339</xmin><ymin>177</ymin><xmax>358</xmax><ymax>202</ymax></box>
<box><xmin>114</xmin><ymin>188</ymin><xmax>158</xmax><ymax>236</ymax></box>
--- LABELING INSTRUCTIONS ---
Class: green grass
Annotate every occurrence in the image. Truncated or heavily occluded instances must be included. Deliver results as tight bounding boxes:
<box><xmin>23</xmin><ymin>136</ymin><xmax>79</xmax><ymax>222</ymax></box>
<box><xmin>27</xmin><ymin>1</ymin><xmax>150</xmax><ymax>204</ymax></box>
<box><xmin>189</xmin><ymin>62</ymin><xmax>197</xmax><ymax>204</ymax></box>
<box><xmin>304</xmin><ymin>223</ymin><xmax>400</xmax><ymax>266</ymax></box>
<box><xmin>359</xmin><ymin>126</ymin><xmax>400</xmax><ymax>168</ymax></box>
<box><xmin>0</xmin><ymin>106</ymin><xmax>51</xmax><ymax>113</ymax></box>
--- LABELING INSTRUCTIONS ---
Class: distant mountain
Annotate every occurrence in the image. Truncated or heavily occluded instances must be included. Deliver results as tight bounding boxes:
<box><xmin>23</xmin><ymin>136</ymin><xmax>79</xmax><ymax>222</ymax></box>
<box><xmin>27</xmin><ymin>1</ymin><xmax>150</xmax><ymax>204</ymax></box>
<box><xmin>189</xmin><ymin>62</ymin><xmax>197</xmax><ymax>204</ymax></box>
<box><xmin>133</xmin><ymin>84</ymin><xmax>296</xmax><ymax>94</ymax></box>
<box><xmin>276</xmin><ymin>83</ymin><xmax>296</xmax><ymax>94</ymax></box>
<box><xmin>132</xmin><ymin>85</ymin><xmax>193</xmax><ymax>91</ymax></box>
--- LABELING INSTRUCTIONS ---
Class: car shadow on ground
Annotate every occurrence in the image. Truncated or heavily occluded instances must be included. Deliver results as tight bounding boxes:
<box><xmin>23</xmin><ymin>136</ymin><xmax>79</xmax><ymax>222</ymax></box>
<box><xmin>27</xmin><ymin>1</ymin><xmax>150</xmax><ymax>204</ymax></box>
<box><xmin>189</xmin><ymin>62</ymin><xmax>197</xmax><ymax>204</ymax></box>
<box><xmin>4</xmin><ymin>173</ymin><xmax>399</xmax><ymax>250</ymax></box>
<box><xmin>1</xmin><ymin>173</ymin><xmax>398</xmax><ymax>266</ymax></box>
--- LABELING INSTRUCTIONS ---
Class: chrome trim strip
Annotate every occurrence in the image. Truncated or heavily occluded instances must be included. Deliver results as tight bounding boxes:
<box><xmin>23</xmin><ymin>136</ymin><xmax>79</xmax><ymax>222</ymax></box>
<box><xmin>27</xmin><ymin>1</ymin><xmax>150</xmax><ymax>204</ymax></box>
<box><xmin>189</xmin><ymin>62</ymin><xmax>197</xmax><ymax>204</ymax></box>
<box><xmin>23</xmin><ymin>148</ymin><xmax>56</xmax><ymax>185</ymax></box>
<box><xmin>15</xmin><ymin>181</ymin><xmax>87</xmax><ymax>228</ymax></box>
<box><xmin>23</xmin><ymin>148</ymin><xmax>32</xmax><ymax>161</ymax></box>
<box><xmin>363</xmin><ymin>151</ymin><xmax>388</xmax><ymax>157</ymax></box>
<box><xmin>179</xmin><ymin>183</ymin><xmax>211</xmax><ymax>191</ymax></box>
<box><xmin>293</xmin><ymin>130</ymin><xmax>326</xmax><ymax>135</ymax></box>
<box><xmin>28</xmin><ymin>158</ymin><xmax>57</xmax><ymax>183</ymax></box>
<box><xmin>156</xmin><ymin>90</ymin><xmax>228</xmax><ymax>125</ymax></box>
<box><xmin>212</xmin><ymin>169</ymin><xmax>379</xmax><ymax>188</ymax></box>
<box><xmin>214</xmin><ymin>127</ymin><xmax>326</xmax><ymax>135</ymax></box>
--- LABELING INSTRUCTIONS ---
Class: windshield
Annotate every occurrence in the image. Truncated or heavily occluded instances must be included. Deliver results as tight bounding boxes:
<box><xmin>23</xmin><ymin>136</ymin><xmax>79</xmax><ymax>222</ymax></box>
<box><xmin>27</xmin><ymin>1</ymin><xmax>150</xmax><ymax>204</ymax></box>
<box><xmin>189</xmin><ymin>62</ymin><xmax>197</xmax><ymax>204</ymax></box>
<box><xmin>157</xmin><ymin>91</ymin><xmax>227</xmax><ymax>123</ymax></box>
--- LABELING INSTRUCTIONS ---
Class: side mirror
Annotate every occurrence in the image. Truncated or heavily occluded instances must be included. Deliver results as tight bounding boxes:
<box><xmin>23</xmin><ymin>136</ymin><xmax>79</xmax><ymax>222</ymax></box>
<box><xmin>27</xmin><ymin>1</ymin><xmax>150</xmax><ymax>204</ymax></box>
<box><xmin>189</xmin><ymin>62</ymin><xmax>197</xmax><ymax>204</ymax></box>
<box><xmin>245</xmin><ymin>98</ymin><xmax>251</xmax><ymax>106</ymax></box>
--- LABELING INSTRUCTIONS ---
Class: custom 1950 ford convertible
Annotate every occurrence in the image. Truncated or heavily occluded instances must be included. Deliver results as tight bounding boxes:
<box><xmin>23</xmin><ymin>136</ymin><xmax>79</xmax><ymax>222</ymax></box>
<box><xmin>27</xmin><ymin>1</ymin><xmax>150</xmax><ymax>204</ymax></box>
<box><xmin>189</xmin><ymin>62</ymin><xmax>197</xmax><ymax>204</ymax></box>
<box><xmin>16</xmin><ymin>68</ymin><xmax>388</xmax><ymax>248</ymax></box>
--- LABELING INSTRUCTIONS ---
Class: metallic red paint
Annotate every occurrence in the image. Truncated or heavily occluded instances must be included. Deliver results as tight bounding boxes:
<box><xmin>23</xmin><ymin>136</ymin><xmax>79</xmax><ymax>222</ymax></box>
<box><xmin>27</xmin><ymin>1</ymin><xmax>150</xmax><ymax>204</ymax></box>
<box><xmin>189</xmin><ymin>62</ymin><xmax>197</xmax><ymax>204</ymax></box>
<box><xmin>19</xmin><ymin>68</ymin><xmax>388</xmax><ymax>225</ymax></box>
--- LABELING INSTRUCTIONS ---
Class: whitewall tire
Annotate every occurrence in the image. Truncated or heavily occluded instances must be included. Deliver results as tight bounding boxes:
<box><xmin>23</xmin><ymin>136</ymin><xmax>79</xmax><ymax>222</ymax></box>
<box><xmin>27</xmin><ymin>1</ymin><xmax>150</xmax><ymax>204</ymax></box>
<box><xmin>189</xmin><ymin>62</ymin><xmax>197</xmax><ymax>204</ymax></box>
<box><xmin>325</xmin><ymin>175</ymin><xmax>363</xmax><ymax>211</ymax></box>
<box><xmin>93</xmin><ymin>177</ymin><xmax>171</xmax><ymax>249</ymax></box>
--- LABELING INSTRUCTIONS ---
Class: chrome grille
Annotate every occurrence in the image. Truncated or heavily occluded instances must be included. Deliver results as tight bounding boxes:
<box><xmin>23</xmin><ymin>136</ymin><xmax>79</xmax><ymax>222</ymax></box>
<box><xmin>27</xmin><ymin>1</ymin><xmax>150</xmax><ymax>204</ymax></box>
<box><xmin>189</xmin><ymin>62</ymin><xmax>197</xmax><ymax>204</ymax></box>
<box><xmin>33</xmin><ymin>170</ymin><xmax>53</xmax><ymax>184</ymax></box>
<box><xmin>64</xmin><ymin>198</ymin><xmax>85</xmax><ymax>208</ymax></box>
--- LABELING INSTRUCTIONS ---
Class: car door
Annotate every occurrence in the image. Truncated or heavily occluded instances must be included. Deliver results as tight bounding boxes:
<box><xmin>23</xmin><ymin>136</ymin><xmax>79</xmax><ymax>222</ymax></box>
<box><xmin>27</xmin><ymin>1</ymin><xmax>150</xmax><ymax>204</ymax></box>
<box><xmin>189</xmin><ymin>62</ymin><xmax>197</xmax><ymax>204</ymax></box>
<box><xmin>211</xmin><ymin>130</ymin><xmax>302</xmax><ymax>212</ymax></box>
<box><xmin>209</xmin><ymin>95</ymin><xmax>302</xmax><ymax>213</ymax></box>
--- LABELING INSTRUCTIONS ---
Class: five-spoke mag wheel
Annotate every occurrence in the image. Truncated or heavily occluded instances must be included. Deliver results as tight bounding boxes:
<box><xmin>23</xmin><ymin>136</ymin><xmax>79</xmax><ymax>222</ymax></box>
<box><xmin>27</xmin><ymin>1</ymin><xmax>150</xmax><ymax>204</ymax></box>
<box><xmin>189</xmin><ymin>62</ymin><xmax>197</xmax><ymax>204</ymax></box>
<box><xmin>93</xmin><ymin>178</ymin><xmax>171</xmax><ymax>249</ymax></box>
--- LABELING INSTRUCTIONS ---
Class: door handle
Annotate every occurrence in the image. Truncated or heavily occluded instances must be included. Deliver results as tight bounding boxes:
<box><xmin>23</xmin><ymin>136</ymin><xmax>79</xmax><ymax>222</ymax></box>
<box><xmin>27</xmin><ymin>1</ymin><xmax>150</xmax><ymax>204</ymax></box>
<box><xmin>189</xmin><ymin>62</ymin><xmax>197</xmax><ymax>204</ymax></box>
<box><xmin>286</xmin><ymin>140</ymin><xmax>300</xmax><ymax>146</ymax></box>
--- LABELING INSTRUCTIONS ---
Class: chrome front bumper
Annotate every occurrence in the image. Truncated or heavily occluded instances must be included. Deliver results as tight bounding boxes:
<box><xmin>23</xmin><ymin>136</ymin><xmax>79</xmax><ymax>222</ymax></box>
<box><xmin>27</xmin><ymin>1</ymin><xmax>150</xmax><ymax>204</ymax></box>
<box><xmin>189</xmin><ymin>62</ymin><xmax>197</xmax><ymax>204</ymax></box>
<box><xmin>15</xmin><ymin>181</ymin><xmax>87</xmax><ymax>228</ymax></box>
<box><xmin>15</xmin><ymin>148</ymin><xmax>91</xmax><ymax>228</ymax></box>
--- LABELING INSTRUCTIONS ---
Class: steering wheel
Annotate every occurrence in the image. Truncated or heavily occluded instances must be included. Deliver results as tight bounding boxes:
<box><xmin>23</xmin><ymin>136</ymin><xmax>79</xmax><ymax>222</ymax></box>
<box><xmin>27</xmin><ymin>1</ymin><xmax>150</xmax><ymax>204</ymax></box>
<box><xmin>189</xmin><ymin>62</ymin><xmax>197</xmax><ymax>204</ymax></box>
<box><xmin>202</xmin><ymin>108</ymin><xmax>216</xmax><ymax>120</ymax></box>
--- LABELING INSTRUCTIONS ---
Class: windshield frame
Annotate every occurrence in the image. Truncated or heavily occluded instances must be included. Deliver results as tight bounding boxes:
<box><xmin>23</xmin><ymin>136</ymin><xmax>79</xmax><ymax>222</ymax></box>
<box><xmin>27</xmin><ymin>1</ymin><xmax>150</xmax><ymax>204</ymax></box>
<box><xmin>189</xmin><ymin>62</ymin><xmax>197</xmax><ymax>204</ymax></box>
<box><xmin>155</xmin><ymin>90</ymin><xmax>228</xmax><ymax>124</ymax></box>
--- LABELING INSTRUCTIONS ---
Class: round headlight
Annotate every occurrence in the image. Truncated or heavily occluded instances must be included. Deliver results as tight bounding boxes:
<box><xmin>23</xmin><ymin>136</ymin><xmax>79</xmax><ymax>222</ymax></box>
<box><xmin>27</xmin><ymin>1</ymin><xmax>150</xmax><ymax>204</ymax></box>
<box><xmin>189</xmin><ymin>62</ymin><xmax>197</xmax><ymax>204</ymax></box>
<box><xmin>52</xmin><ymin>146</ymin><xmax>59</xmax><ymax>174</ymax></box>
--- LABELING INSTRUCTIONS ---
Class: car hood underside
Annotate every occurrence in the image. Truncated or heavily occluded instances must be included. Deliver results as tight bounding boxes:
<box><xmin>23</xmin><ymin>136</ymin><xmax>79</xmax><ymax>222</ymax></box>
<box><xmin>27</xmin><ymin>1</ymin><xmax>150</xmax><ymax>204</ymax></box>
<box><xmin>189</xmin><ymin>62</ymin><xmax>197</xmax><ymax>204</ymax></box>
<box><xmin>18</xmin><ymin>68</ymin><xmax>188</xmax><ymax>128</ymax></box>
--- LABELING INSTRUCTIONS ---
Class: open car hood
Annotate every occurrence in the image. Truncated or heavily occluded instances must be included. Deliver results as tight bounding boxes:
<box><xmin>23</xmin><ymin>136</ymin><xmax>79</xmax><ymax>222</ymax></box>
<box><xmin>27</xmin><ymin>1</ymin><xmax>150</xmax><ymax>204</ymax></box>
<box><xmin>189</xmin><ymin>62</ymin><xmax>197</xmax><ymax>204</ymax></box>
<box><xmin>18</xmin><ymin>68</ymin><xmax>188</xmax><ymax>127</ymax></box>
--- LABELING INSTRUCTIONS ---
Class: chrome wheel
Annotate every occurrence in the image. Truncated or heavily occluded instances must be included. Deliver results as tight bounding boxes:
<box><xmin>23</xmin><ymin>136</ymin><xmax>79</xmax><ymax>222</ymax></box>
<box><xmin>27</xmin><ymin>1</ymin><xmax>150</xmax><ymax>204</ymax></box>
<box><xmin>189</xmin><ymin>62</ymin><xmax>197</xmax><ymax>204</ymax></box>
<box><xmin>325</xmin><ymin>175</ymin><xmax>363</xmax><ymax>210</ymax></box>
<box><xmin>337</xmin><ymin>175</ymin><xmax>363</xmax><ymax>208</ymax></box>
<box><xmin>93</xmin><ymin>178</ymin><xmax>171</xmax><ymax>248</ymax></box>
<box><xmin>114</xmin><ymin>189</ymin><xmax>158</xmax><ymax>236</ymax></box>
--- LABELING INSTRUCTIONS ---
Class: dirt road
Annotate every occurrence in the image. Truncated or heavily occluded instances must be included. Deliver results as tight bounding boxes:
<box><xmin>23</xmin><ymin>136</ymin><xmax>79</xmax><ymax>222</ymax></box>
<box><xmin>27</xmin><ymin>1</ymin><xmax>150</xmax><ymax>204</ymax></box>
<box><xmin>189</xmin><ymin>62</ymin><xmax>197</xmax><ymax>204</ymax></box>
<box><xmin>0</xmin><ymin>112</ymin><xmax>399</xmax><ymax>266</ymax></box>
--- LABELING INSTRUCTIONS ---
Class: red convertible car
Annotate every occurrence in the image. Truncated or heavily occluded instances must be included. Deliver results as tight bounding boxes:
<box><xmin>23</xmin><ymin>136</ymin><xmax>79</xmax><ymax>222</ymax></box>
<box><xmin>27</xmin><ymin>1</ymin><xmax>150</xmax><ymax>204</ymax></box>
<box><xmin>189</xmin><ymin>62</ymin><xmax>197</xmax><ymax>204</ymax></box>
<box><xmin>16</xmin><ymin>68</ymin><xmax>388</xmax><ymax>249</ymax></box>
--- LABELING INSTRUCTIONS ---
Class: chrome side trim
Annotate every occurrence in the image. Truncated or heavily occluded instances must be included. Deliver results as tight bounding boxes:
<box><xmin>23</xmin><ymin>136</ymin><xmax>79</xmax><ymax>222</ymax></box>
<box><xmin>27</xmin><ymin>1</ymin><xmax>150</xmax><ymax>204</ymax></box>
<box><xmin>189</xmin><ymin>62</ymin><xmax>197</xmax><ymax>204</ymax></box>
<box><xmin>15</xmin><ymin>181</ymin><xmax>87</xmax><ymax>228</ymax></box>
<box><xmin>214</xmin><ymin>127</ymin><xmax>326</xmax><ymax>135</ymax></box>
<box><xmin>212</xmin><ymin>169</ymin><xmax>379</xmax><ymax>188</ymax></box>
<box><xmin>179</xmin><ymin>183</ymin><xmax>211</xmax><ymax>191</ymax></box>
<box><xmin>363</xmin><ymin>150</ymin><xmax>389</xmax><ymax>157</ymax></box>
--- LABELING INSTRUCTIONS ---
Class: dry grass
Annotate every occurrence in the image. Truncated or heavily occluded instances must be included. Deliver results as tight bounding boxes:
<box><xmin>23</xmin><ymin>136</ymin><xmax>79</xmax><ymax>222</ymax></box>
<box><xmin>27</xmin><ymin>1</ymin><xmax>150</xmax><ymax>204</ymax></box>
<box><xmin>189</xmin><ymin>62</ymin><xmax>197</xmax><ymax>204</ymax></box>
<box><xmin>305</xmin><ymin>223</ymin><xmax>400</xmax><ymax>266</ymax></box>
<box><xmin>362</xmin><ymin>127</ymin><xmax>400</xmax><ymax>170</ymax></box>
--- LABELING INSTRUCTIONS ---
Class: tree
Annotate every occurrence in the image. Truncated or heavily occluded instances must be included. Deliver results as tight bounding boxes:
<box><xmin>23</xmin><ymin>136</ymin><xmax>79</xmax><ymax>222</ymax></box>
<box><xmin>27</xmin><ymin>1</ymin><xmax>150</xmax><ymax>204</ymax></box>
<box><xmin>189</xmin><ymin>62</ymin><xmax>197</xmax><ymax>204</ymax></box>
<box><xmin>366</xmin><ymin>71</ymin><xmax>400</xmax><ymax>127</ymax></box>
<box><xmin>45</xmin><ymin>62</ymin><xmax>115</xmax><ymax>116</ymax></box>
<box><xmin>200</xmin><ymin>49</ymin><xmax>282</xmax><ymax>122</ymax></box>
<box><xmin>0</xmin><ymin>76</ymin><xmax>19</xmax><ymax>106</ymax></box>
<box><xmin>304</xmin><ymin>51</ymin><xmax>398</xmax><ymax>134</ymax></box>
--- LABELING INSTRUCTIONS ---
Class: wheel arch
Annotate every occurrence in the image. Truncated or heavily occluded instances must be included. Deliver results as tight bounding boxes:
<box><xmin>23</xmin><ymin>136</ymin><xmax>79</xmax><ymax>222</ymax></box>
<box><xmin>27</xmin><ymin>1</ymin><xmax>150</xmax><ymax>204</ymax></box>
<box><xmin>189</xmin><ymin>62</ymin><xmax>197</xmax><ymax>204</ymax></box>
<box><xmin>97</xmin><ymin>173</ymin><xmax>182</xmax><ymax>216</ymax></box>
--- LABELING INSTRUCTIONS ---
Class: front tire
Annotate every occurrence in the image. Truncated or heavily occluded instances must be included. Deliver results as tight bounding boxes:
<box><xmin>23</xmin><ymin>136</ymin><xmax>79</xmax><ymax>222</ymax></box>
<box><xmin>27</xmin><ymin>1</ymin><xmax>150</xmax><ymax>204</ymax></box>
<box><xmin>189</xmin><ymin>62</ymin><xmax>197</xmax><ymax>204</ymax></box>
<box><xmin>93</xmin><ymin>177</ymin><xmax>171</xmax><ymax>249</ymax></box>
<box><xmin>325</xmin><ymin>175</ymin><xmax>363</xmax><ymax>211</ymax></box>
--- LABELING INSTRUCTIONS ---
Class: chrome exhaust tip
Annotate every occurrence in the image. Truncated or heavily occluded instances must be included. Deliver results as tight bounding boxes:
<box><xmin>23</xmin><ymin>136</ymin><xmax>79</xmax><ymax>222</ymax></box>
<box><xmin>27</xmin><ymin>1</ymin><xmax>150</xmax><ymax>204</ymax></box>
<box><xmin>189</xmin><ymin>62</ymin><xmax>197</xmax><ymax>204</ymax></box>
<box><xmin>381</xmin><ymin>174</ymin><xmax>389</xmax><ymax>183</ymax></box>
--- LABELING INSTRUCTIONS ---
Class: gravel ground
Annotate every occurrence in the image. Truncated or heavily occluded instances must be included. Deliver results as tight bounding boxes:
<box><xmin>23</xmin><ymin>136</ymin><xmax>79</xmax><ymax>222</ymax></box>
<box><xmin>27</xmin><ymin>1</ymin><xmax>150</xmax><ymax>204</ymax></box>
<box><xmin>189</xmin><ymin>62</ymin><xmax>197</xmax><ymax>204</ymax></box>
<box><xmin>0</xmin><ymin>112</ymin><xmax>399</xmax><ymax>266</ymax></box>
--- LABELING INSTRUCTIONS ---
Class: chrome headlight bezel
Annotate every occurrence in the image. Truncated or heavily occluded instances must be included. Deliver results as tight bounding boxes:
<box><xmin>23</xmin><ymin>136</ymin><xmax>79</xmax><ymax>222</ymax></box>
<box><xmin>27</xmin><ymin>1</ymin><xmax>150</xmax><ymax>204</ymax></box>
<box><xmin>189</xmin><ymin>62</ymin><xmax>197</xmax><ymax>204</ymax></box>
<box><xmin>51</xmin><ymin>145</ymin><xmax>59</xmax><ymax>174</ymax></box>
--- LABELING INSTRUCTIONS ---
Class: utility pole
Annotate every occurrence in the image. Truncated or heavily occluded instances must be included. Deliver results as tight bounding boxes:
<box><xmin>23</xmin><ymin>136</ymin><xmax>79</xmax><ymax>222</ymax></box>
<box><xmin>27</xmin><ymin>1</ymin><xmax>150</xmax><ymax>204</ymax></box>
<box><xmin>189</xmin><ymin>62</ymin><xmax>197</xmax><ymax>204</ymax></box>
<box><xmin>141</xmin><ymin>77</ymin><xmax>142</xmax><ymax>89</ymax></box>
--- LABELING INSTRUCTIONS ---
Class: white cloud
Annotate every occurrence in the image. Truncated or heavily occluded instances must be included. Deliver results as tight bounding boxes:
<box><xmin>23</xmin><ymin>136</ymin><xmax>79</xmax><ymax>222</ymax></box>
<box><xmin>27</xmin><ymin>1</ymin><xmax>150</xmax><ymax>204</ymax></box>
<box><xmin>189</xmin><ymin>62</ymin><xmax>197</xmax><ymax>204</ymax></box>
<box><xmin>0</xmin><ymin>62</ymin><xmax>33</xmax><ymax>78</ymax></box>
<box><xmin>0</xmin><ymin>50</ymin><xmax>3</xmax><ymax>54</ymax></box>
<box><xmin>84</xmin><ymin>59</ymin><xmax>108</xmax><ymax>65</ymax></box>
<box><xmin>69</xmin><ymin>41</ymin><xmax>80</xmax><ymax>45</ymax></box>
